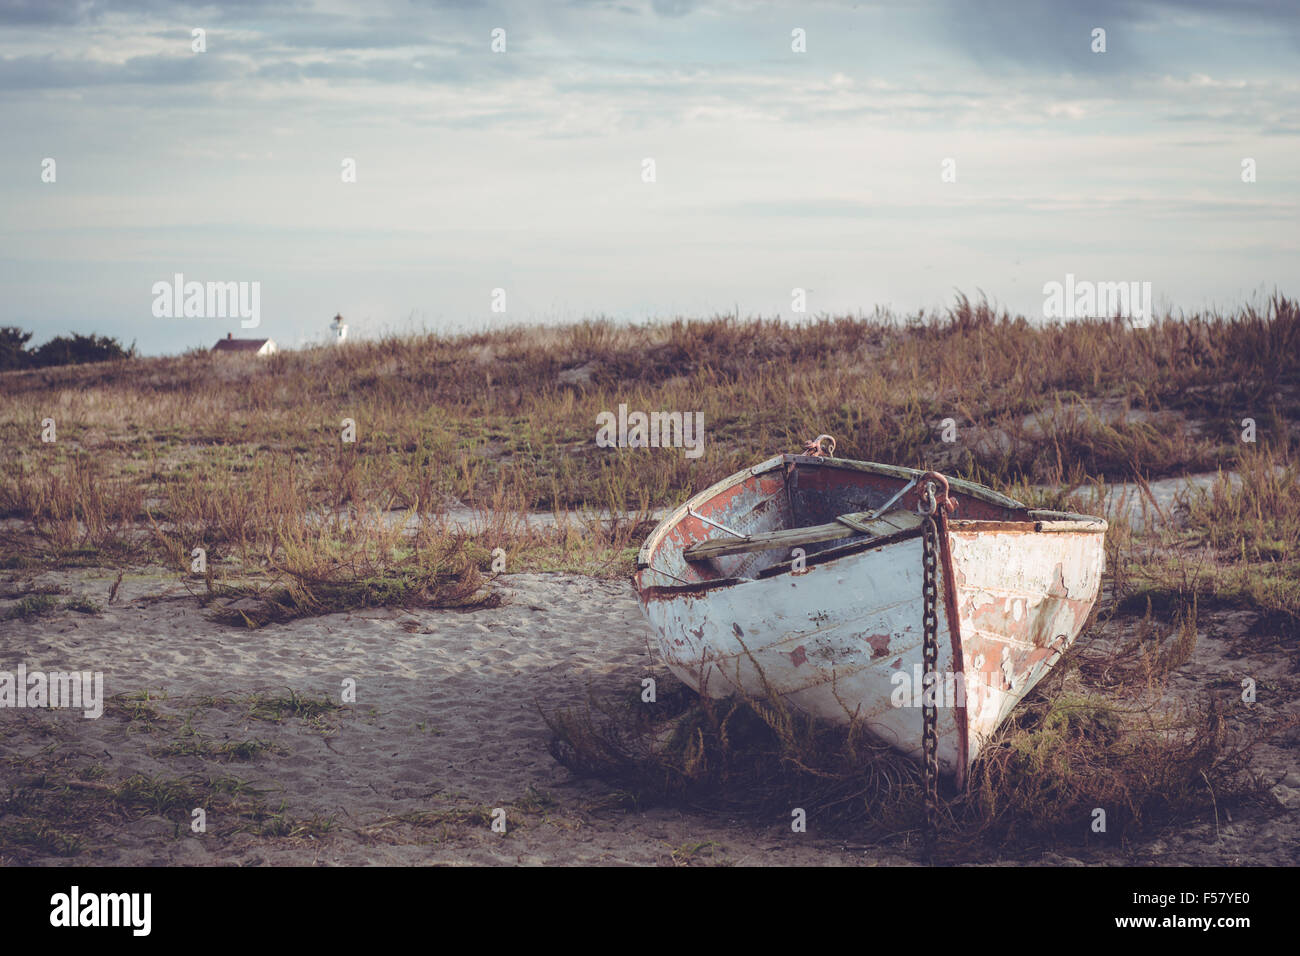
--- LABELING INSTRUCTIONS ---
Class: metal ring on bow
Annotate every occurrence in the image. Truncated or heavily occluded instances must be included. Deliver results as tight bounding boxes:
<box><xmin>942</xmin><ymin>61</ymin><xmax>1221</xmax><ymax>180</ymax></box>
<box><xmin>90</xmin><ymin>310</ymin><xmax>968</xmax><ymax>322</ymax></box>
<box><xmin>918</xmin><ymin>481</ymin><xmax>938</xmax><ymax>515</ymax></box>
<box><xmin>801</xmin><ymin>434</ymin><xmax>836</xmax><ymax>458</ymax></box>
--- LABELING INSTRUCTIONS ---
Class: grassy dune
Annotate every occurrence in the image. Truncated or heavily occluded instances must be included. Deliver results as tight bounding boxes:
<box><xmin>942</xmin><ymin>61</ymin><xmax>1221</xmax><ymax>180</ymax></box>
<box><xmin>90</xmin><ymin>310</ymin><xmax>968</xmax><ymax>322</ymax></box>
<box><xmin>1</xmin><ymin>295</ymin><xmax>1297</xmax><ymax>860</ymax></box>
<box><xmin>2</xmin><ymin>294</ymin><xmax>1296</xmax><ymax>605</ymax></box>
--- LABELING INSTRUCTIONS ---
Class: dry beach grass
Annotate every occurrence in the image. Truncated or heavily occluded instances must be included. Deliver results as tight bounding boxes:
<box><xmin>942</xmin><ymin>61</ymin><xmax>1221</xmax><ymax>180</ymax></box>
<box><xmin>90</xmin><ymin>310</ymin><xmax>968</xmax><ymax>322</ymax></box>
<box><xmin>0</xmin><ymin>296</ymin><xmax>1297</xmax><ymax>864</ymax></box>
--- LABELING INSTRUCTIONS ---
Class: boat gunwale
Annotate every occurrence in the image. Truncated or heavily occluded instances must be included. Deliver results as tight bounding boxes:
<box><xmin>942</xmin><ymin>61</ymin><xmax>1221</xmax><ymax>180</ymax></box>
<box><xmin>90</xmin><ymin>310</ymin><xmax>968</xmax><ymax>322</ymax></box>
<box><xmin>635</xmin><ymin>454</ymin><xmax>1105</xmax><ymax>576</ymax></box>
<box><xmin>949</xmin><ymin>516</ymin><xmax>1110</xmax><ymax>533</ymax></box>
<box><xmin>636</xmin><ymin>513</ymin><xmax>1108</xmax><ymax>595</ymax></box>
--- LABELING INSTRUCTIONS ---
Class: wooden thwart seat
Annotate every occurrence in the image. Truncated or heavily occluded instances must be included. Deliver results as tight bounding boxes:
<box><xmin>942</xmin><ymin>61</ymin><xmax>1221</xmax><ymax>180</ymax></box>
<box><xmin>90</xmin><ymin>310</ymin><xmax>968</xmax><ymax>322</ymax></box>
<box><xmin>684</xmin><ymin>510</ymin><xmax>923</xmax><ymax>561</ymax></box>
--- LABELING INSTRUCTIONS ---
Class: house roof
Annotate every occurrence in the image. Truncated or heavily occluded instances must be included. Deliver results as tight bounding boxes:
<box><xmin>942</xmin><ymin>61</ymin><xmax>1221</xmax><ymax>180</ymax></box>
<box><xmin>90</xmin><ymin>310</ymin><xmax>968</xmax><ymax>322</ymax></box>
<box><xmin>213</xmin><ymin>338</ymin><xmax>272</xmax><ymax>353</ymax></box>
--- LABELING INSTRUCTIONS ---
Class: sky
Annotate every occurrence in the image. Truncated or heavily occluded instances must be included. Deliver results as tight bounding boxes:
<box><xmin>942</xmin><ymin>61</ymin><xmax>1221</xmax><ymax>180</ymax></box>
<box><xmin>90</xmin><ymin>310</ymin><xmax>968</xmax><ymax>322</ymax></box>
<box><xmin>0</xmin><ymin>0</ymin><xmax>1296</xmax><ymax>356</ymax></box>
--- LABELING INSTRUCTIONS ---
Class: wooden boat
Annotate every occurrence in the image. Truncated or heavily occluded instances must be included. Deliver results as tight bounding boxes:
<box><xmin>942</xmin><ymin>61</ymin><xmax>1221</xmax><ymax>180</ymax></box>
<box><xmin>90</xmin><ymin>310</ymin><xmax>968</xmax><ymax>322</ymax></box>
<box><xmin>632</xmin><ymin>443</ymin><xmax>1106</xmax><ymax>787</ymax></box>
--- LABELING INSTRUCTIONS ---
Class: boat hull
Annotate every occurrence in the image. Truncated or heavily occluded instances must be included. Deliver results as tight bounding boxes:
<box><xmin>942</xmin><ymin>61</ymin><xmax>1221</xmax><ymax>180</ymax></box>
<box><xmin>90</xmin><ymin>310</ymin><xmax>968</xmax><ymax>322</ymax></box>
<box><xmin>633</xmin><ymin>456</ymin><xmax>1106</xmax><ymax>784</ymax></box>
<box><xmin>947</xmin><ymin>523</ymin><xmax>1104</xmax><ymax>767</ymax></box>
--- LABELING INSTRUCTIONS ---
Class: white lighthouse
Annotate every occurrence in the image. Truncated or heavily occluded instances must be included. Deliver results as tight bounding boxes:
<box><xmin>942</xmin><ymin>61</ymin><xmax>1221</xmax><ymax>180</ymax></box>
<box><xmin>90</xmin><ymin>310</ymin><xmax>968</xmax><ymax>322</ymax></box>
<box><xmin>330</xmin><ymin>313</ymin><xmax>347</xmax><ymax>343</ymax></box>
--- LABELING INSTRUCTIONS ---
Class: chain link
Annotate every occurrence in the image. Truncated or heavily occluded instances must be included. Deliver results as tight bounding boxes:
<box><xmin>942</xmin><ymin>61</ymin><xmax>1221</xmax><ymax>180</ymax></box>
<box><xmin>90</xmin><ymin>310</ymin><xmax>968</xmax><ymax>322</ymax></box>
<box><xmin>921</xmin><ymin>504</ymin><xmax>940</xmax><ymax>850</ymax></box>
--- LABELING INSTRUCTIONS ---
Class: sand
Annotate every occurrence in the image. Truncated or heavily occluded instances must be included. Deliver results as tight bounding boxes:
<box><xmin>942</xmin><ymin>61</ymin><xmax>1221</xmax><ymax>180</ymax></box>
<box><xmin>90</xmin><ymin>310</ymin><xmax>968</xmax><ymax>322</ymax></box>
<box><xmin>1</xmin><ymin>485</ymin><xmax>1296</xmax><ymax>866</ymax></box>
<box><xmin>1</xmin><ymin>570</ymin><xmax>924</xmax><ymax>865</ymax></box>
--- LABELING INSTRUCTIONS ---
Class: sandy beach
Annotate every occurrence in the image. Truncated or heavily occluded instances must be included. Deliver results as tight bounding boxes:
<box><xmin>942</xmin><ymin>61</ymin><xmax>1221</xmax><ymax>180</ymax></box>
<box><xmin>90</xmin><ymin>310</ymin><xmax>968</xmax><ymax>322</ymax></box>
<box><xmin>1</xmin><ymin>569</ymin><xmax>914</xmax><ymax>865</ymax></box>
<box><xmin>4</xmin><ymin>484</ymin><xmax>1297</xmax><ymax>866</ymax></box>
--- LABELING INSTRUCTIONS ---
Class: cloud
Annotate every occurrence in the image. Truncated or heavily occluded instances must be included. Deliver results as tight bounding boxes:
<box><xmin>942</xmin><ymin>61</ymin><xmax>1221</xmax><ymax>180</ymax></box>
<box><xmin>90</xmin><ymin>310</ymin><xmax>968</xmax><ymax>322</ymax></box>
<box><xmin>0</xmin><ymin>50</ymin><xmax>234</xmax><ymax>89</ymax></box>
<box><xmin>0</xmin><ymin>0</ymin><xmax>1293</xmax><ymax>353</ymax></box>
<box><xmin>650</xmin><ymin>0</ymin><xmax>699</xmax><ymax>16</ymax></box>
<box><xmin>0</xmin><ymin>0</ymin><xmax>305</xmax><ymax>26</ymax></box>
<box><xmin>932</xmin><ymin>0</ymin><xmax>1300</xmax><ymax>72</ymax></box>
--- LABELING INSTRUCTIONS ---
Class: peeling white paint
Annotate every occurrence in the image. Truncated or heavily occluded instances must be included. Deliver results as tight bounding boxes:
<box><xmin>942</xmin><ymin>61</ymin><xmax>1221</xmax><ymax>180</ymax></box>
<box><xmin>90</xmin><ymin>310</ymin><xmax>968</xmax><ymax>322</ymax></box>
<box><xmin>635</xmin><ymin>460</ymin><xmax>1106</xmax><ymax>779</ymax></box>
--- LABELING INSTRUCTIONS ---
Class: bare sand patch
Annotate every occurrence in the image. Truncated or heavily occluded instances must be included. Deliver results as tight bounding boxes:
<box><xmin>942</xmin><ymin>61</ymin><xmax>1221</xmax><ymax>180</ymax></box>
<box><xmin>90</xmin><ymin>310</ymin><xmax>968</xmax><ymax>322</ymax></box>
<box><xmin>1</xmin><ymin>569</ymin><xmax>1295</xmax><ymax>866</ymax></box>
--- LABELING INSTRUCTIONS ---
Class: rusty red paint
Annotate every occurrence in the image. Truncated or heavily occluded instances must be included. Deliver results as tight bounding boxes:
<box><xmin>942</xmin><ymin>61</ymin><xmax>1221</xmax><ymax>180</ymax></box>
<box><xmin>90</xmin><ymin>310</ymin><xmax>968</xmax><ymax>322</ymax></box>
<box><xmin>1020</xmin><ymin>634</ymin><xmax>1070</xmax><ymax>671</ymax></box>
<box><xmin>1047</xmin><ymin>562</ymin><xmax>1071</xmax><ymax>597</ymax></box>
<box><xmin>865</xmin><ymin>633</ymin><xmax>891</xmax><ymax>658</ymax></box>
<box><xmin>789</xmin><ymin>645</ymin><xmax>808</xmax><ymax>667</ymax></box>
<box><xmin>969</xmin><ymin>598</ymin><xmax>1033</xmax><ymax>643</ymax></box>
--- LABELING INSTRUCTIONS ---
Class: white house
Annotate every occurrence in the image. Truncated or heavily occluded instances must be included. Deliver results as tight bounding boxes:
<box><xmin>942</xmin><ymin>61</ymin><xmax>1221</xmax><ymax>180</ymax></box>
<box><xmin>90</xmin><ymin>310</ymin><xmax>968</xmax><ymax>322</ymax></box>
<box><xmin>212</xmin><ymin>333</ymin><xmax>277</xmax><ymax>356</ymax></box>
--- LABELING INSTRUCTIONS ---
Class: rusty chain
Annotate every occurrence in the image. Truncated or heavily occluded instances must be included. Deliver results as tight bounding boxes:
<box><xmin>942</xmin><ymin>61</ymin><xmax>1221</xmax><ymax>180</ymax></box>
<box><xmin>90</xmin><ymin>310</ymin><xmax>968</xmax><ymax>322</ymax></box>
<box><xmin>919</xmin><ymin>482</ymin><xmax>940</xmax><ymax>852</ymax></box>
